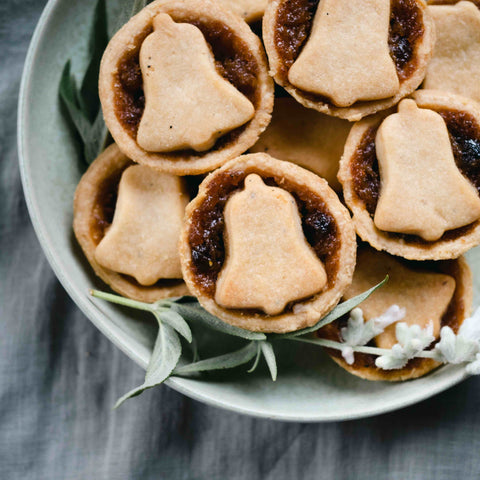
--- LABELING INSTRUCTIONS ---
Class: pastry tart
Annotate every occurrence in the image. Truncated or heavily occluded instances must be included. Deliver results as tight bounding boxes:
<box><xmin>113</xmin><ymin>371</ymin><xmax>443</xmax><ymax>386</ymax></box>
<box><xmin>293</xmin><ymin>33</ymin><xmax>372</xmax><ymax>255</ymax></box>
<box><xmin>250</xmin><ymin>97</ymin><xmax>351</xmax><ymax>191</ymax></box>
<box><xmin>319</xmin><ymin>246</ymin><xmax>472</xmax><ymax>381</ymax></box>
<box><xmin>219</xmin><ymin>0</ymin><xmax>268</xmax><ymax>23</ymax></box>
<box><xmin>424</xmin><ymin>1</ymin><xmax>480</xmax><ymax>103</ymax></box>
<box><xmin>99</xmin><ymin>0</ymin><xmax>274</xmax><ymax>175</ymax></box>
<box><xmin>263</xmin><ymin>0</ymin><xmax>435</xmax><ymax>121</ymax></box>
<box><xmin>179</xmin><ymin>153</ymin><xmax>356</xmax><ymax>333</ymax></box>
<box><xmin>339</xmin><ymin>90</ymin><xmax>480</xmax><ymax>260</ymax></box>
<box><xmin>73</xmin><ymin>144</ymin><xmax>190</xmax><ymax>302</ymax></box>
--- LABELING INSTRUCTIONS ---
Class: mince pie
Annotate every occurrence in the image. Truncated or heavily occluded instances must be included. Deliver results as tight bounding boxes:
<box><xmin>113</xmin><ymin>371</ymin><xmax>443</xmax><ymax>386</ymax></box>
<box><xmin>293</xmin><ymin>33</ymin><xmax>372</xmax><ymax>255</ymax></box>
<box><xmin>73</xmin><ymin>144</ymin><xmax>190</xmax><ymax>302</ymax></box>
<box><xmin>319</xmin><ymin>246</ymin><xmax>472</xmax><ymax>381</ymax></box>
<box><xmin>179</xmin><ymin>153</ymin><xmax>356</xmax><ymax>333</ymax></box>
<box><xmin>339</xmin><ymin>91</ymin><xmax>480</xmax><ymax>260</ymax></box>
<box><xmin>424</xmin><ymin>1</ymin><xmax>480</xmax><ymax>103</ymax></box>
<box><xmin>263</xmin><ymin>0</ymin><xmax>435</xmax><ymax>121</ymax></box>
<box><xmin>250</xmin><ymin>97</ymin><xmax>352</xmax><ymax>191</ymax></box>
<box><xmin>99</xmin><ymin>0</ymin><xmax>274</xmax><ymax>175</ymax></box>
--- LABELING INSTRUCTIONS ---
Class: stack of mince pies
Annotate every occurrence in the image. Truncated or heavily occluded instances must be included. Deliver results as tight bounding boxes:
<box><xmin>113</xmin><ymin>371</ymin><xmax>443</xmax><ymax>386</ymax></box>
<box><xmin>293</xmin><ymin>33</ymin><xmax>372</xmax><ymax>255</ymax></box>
<box><xmin>73</xmin><ymin>0</ymin><xmax>480</xmax><ymax>381</ymax></box>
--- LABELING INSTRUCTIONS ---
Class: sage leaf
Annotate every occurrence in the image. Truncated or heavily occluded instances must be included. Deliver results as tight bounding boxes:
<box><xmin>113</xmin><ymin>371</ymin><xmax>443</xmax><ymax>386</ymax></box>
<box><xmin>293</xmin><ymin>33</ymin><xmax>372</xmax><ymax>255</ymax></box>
<box><xmin>173</xmin><ymin>342</ymin><xmax>258</xmax><ymax>376</ymax></box>
<box><xmin>157</xmin><ymin>309</ymin><xmax>192</xmax><ymax>343</ymax></box>
<box><xmin>84</xmin><ymin>108</ymin><xmax>110</xmax><ymax>164</ymax></box>
<box><xmin>247</xmin><ymin>343</ymin><xmax>262</xmax><ymax>373</ymax></box>
<box><xmin>171</xmin><ymin>303</ymin><xmax>266</xmax><ymax>341</ymax></box>
<box><xmin>115</xmin><ymin>0</ymin><xmax>149</xmax><ymax>31</ymax></box>
<box><xmin>115</xmin><ymin>322</ymin><xmax>181</xmax><ymax>408</ymax></box>
<box><xmin>79</xmin><ymin>0</ymin><xmax>108</xmax><ymax>122</ymax></box>
<box><xmin>287</xmin><ymin>276</ymin><xmax>388</xmax><ymax>337</ymax></box>
<box><xmin>260</xmin><ymin>341</ymin><xmax>278</xmax><ymax>381</ymax></box>
<box><xmin>59</xmin><ymin>61</ymin><xmax>93</xmax><ymax>146</ymax></box>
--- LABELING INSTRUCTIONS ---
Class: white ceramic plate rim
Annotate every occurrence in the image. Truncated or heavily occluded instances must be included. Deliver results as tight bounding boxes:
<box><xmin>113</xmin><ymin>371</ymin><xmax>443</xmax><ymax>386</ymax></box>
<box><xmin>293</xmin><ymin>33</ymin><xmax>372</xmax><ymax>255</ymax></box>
<box><xmin>17</xmin><ymin>0</ymin><xmax>469</xmax><ymax>422</ymax></box>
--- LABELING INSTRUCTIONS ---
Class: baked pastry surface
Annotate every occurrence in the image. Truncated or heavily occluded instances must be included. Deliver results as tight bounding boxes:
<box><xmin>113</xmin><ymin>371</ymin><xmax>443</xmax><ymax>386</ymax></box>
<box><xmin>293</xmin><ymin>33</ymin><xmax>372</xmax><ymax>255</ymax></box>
<box><xmin>339</xmin><ymin>90</ymin><xmax>480</xmax><ymax>260</ymax></box>
<box><xmin>319</xmin><ymin>246</ymin><xmax>472</xmax><ymax>381</ymax></box>
<box><xmin>73</xmin><ymin>144</ymin><xmax>190</xmax><ymax>302</ymax></box>
<box><xmin>99</xmin><ymin>0</ymin><xmax>274</xmax><ymax>175</ymax></box>
<box><xmin>424</xmin><ymin>1</ymin><xmax>480</xmax><ymax>103</ymax></box>
<box><xmin>250</xmin><ymin>97</ymin><xmax>351</xmax><ymax>191</ymax></box>
<box><xmin>180</xmin><ymin>153</ymin><xmax>356</xmax><ymax>333</ymax></box>
<box><xmin>263</xmin><ymin>0</ymin><xmax>435</xmax><ymax>120</ymax></box>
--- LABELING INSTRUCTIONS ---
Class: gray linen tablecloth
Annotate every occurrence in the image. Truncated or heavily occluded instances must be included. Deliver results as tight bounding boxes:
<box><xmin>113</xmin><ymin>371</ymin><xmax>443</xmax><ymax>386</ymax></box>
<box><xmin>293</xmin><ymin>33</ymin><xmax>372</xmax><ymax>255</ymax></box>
<box><xmin>2</xmin><ymin>1</ymin><xmax>480</xmax><ymax>478</ymax></box>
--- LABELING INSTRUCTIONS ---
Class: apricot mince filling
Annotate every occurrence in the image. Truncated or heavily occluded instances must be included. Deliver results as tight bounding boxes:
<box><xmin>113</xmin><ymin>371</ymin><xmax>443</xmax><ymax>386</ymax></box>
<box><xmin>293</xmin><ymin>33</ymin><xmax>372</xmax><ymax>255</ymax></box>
<box><xmin>318</xmin><ymin>259</ymin><xmax>466</xmax><ymax>372</ymax></box>
<box><xmin>113</xmin><ymin>16</ymin><xmax>260</xmax><ymax>155</ymax></box>
<box><xmin>351</xmin><ymin>108</ymin><xmax>480</xmax><ymax>245</ymax></box>
<box><xmin>273</xmin><ymin>0</ymin><xmax>424</xmax><ymax>102</ymax></box>
<box><xmin>188</xmin><ymin>169</ymin><xmax>341</xmax><ymax>300</ymax></box>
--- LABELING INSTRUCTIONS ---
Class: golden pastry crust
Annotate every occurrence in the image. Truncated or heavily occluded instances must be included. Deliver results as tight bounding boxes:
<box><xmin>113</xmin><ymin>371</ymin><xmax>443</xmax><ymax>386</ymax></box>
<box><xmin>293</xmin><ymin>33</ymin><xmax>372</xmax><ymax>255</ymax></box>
<box><xmin>179</xmin><ymin>153</ymin><xmax>357</xmax><ymax>333</ymax></box>
<box><xmin>424</xmin><ymin>1</ymin><xmax>480</xmax><ymax>103</ymax></box>
<box><xmin>320</xmin><ymin>251</ymin><xmax>472</xmax><ymax>381</ymax></box>
<box><xmin>262</xmin><ymin>0</ymin><xmax>435</xmax><ymax>121</ymax></box>
<box><xmin>73</xmin><ymin>144</ymin><xmax>190</xmax><ymax>302</ymax></box>
<box><xmin>338</xmin><ymin>90</ymin><xmax>480</xmax><ymax>260</ymax></box>
<box><xmin>250</xmin><ymin>97</ymin><xmax>351</xmax><ymax>191</ymax></box>
<box><xmin>99</xmin><ymin>0</ymin><xmax>273</xmax><ymax>175</ymax></box>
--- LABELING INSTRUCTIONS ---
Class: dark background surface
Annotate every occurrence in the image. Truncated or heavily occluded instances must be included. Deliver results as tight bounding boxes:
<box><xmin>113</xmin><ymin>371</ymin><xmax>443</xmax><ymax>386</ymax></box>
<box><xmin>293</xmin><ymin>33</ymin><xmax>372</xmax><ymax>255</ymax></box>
<box><xmin>2</xmin><ymin>1</ymin><xmax>480</xmax><ymax>478</ymax></box>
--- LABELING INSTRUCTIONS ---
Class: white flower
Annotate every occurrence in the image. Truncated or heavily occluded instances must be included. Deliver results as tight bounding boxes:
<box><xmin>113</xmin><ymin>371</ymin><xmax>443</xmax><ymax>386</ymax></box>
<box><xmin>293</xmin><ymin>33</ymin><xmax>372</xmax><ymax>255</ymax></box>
<box><xmin>395</xmin><ymin>322</ymin><xmax>435</xmax><ymax>357</ymax></box>
<box><xmin>466</xmin><ymin>353</ymin><xmax>480</xmax><ymax>375</ymax></box>
<box><xmin>433</xmin><ymin>326</ymin><xmax>479</xmax><ymax>364</ymax></box>
<box><xmin>341</xmin><ymin>346</ymin><xmax>355</xmax><ymax>365</ymax></box>
<box><xmin>375</xmin><ymin>322</ymin><xmax>435</xmax><ymax>371</ymax></box>
<box><xmin>341</xmin><ymin>305</ymin><xmax>405</xmax><ymax>347</ymax></box>
<box><xmin>459</xmin><ymin>307</ymin><xmax>480</xmax><ymax>342</ymax></box>
<box><xmin>376</xmin><ymin>344</ymin><xmax>408</xmax><ymax>370</ymax></box>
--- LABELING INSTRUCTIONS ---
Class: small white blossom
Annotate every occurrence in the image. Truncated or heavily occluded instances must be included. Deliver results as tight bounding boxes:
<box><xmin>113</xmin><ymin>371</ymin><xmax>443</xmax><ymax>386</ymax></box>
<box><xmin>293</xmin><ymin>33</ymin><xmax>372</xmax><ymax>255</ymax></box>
<box><xmin>466</xmin><ymin>353</ymin><xmax>480</xmax><ymax>375</ymax></box>
<box><xmin>376</xmin><ymin>344</ymin><xmax>409</xmax><ymax>370</ymax></box>
<box><xmin>341</xmin><ymin>305</ymin><xmax>405</xmax><ymax>347</ymax></box>
<box><xmin>375</xmin><ymin>322</ymin><xmax>435</xmax><ymax>370</ymax></box>
<box><xmin>433</xmin><ymin>326</ymin><xmax>479</xmax><ymax>364</ymax></box>
<box><xmin>395</xmin><ymin>322</ymin><xmax>435</xmax><ymax>357</ymax></box>
<box><xmin>341</xmin><ymin>346</ymin><xmax>355</xmax><ymax>365</ymax></box>
<box><xmin>459</xmin><ymin>307</ymin><xmax>480</xmax><ymax>342</ymax></box>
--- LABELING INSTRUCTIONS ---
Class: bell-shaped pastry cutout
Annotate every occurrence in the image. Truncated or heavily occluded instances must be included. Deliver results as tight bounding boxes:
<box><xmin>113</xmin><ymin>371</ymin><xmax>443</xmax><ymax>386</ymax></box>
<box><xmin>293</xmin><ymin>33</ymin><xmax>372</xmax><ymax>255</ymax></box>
<box><xmin>95</xmin><ymin>165</ymin><xmax>188</xmax><ymax>286</ymax></box>
<box><xmin>374</xmin><ymin>99</ymin><xmax>480</xmax><ymax>241</ymax></box>
<box><xmin>215</xmin><ymin>174</ymin><xmax>327</xmax><ymax>315</ymax></box>
<box><xmin>136</xmin><ymin>14</ymin><xmax>255</xmax><ymax>153</ymax></box>
<box><xmin>343</xmin><ymin>249</ymin><xmax>456</xmax><ymax>349</ymax></box>
<box><xmin>425</xmin><ymin>2</ymin><xmax>480</xmax><ymax>103</ymax></box>
<box><xmin>287</xmin><ymin>0</ymin><xmax>399</xmax><ymax>107</ymax></box>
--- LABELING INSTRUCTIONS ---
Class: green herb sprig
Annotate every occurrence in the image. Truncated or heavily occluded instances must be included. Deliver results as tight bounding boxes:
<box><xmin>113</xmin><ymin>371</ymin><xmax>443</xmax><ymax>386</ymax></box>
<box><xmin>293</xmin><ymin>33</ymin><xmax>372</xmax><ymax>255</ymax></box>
<box><xmin>59</xmin><ymin>0</ymin><xmax>149</xmax><ymax>165</ymax></box>
<box><xmin>91</xmin><ymin>278</ymin><xmax>387</xmax><ymax>407</ymax></box>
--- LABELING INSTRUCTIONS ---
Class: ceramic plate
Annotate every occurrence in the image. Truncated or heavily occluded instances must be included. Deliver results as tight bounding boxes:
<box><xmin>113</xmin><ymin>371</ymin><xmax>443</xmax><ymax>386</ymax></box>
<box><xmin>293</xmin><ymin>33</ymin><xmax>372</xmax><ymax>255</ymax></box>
<box><xmin>18</xmin><ymin>0</ymin><xmax>480</xmax><ymax>422</ymax></box>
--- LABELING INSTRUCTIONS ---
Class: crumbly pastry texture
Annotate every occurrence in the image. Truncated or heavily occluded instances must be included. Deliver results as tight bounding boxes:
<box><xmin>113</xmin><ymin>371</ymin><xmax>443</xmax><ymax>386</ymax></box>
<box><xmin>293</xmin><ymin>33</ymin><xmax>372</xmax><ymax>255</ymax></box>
<box><xmin>73</xmin><ymin>144</ymin><xmax>190</xmax><ymax>302</ymax></box>
<box><xmin>263</xmin><ymin>0</ymin><xmax>436</xmax><ymax>121</ymax></box>
<box><xmin>320</xmin><ymin>247</ymin><xmax>472</xmax><ymax>381</ymax></box>
<box><xmin>250</xmin><ymin>97</ymin><xmax>351</xmax><ymax>191</ymax></box>
<box><xmin>424</xmin><ymin>1</ymin><xmax>480</xmax><ymax>103</ymax></box>
<box><xmin>94</xmin><ymin>164</ymin><xmax>188</xmax><ymax>286</ymax></box>
<box><xmin>338</xmin><ymin>90</ymin><xmax>480</xmax><ymax>260</ymax></box>
<box><xmin>99</xmin><ymin>0</ymin><xmax>273</xmax><ymax>175</ymax></box>
<box><xmin>136</xmin><ymin>14</ymin><xmax>255</xmax><ymax>153</ymax></box>
<box><xmin>288</xmin><ymin>0</ymin><xmax>400</xmax><ymax>107</ymax></box>
<box><xmin>180</xmin><ymin>153</ymin><xmax>357</xmax><ymax>333</ymax></box>
<box><xmin>374</xmin><ymin>99</ymin><xmax>480</xmax><ymax>241</ymax></box>
<box><xmin>215</xmin><ymin>174</ymin><xmax>328</xmax><ymax>315</ymax></box>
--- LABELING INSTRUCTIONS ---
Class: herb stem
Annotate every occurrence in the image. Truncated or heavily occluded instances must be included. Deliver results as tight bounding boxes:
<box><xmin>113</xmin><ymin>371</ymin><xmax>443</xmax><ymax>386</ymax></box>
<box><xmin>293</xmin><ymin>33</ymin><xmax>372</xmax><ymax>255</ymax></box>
<box><xmin>290</xmin><ymin>337</ymin><xmax>438</xmax><ymax>359</ymax></box>
<box><xmin>90</xmin><ymin>289</ymin><xmax>153</xmax><ymax>313</ymax></box>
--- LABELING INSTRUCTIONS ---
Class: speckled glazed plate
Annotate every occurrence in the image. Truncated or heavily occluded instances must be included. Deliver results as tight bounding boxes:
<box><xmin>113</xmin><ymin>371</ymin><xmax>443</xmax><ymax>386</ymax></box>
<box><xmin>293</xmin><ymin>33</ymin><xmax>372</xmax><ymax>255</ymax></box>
<box><xmin>18</xmin><ymin>0</ymin><xmax>480</xmax><ymax>422</ymax></box>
